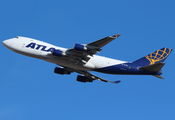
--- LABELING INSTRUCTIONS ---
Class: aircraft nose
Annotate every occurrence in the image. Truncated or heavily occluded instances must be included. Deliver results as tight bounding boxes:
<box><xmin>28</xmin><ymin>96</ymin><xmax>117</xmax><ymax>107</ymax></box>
<box><xmin>2</xmin><ymin>39</ymin><xmax>14</xmax><ymax>48</ymax></box>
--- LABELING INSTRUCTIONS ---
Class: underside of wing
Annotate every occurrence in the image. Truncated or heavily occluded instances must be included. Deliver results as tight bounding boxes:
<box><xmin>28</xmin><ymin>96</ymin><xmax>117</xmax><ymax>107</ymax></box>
<box><xmin>66</xmin><ymin>34</ymin><xmax>121</xmax><ymax>64</ymax></box>
<box><xmin>53</xmin><ymin>66</ymin><xmax>121</xmax><ymax>84</ymax></box>
<box><xmin>75</xmin><ymin>70</ymin><xmax>121</xmax><ymax>84</ymax></box>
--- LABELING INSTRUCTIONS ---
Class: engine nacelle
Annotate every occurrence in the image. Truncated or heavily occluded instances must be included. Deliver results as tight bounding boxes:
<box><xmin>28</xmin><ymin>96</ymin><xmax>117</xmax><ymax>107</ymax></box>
<box><xmin>74</xmin><ymin>44</ymin><xmax>88</xmax><ymax>51</ymax></box>
<box><xmin>52</xmin><ymin>49</ymin><xmax>66</xmax><ymax>56</ymax></box>
<box><xmin>54</xmin><ymin>67</ymin><xmax>70</xmax><ymax>75</ymax></box>
<box><xmin>76</xmin><ymin>75</ymin><xmax>93</xmax><ymax>83</ymax></box>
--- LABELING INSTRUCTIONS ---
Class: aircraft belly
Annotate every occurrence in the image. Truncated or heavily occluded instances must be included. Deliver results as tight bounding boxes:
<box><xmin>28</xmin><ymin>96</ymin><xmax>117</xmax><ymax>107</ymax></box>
<box><xmin>44</xmin><ymin>57</ymin><xmax>93</xmax><ymax>71</ymax></box>
<box><xmin>94</xmin><ymin>63</ymin><xmax>161</xmax><ymax>75</ymax></box>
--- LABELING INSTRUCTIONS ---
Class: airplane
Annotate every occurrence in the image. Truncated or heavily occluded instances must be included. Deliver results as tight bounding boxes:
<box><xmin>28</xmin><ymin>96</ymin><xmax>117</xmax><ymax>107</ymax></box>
<box><xmin>2</xmin><ymin>34</ymin><xmax>172</xmax><ymax>84</ymax></box>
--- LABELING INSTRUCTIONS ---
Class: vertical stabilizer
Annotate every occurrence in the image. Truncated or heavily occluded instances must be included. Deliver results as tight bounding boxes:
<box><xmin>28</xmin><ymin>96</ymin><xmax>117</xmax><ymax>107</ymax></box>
<box><xmin>132</xmin><ymin>48</ymin><xmax>172</xmax><ymax>67</ymax></box>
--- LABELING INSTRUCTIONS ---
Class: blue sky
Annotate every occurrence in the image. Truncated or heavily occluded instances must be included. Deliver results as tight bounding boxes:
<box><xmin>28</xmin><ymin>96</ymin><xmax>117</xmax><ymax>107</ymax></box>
<box><xmin>0</xmin><ymin>0</ymin><xmax>175</xmax><ymax>120</ymax></box>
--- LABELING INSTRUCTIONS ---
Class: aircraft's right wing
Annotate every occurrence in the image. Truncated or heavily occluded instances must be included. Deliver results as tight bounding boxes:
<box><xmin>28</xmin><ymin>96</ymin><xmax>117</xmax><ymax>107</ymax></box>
<box><xmin>76</xmin><ymin>70</ymin><xmax>121</xmax><ymax>84</ymax></box>
<box><xmin>54</xmin><ymin>66</ymin><xmax>121</xmax><ymax>84</ymax></box>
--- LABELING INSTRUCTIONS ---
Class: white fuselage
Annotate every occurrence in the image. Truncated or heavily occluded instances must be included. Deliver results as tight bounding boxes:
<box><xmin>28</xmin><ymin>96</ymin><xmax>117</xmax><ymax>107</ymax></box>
<box><xmin>2</xmin><ymin>36</ymin><xmax>127</xmax><ymax>71</ymax></box>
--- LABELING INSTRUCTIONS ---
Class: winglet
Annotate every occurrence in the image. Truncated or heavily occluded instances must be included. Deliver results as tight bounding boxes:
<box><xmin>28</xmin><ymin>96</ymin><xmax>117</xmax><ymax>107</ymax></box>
<box><xmin>114</xmin><ymin>80</ymin><xmax>121</xmax><ymax>84</ymax></box>
<box><xmin>111</xmin><ymin>34</ymin><xmax>121</xmax><ymax>38</ymax></box>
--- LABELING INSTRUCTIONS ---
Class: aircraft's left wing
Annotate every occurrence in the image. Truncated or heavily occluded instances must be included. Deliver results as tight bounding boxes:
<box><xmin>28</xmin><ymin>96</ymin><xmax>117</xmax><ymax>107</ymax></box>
<box><xmin>65</xmin><ymin>34</ymin><xmax>121</xmax><ymax>64</ymax></box>
<box><xmin>88</xmin><ymin>34</ymin><xmax>121</xmax><ymax>49</ymax></box>
<box><xmin>68</xmin><ymin>34</ymin><xmax>120</xmax><ymax>55</ymax></box>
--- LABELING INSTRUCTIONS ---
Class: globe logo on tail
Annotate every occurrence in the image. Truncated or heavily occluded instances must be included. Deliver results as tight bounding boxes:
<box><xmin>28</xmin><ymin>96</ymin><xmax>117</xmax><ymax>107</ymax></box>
<box><xmin>145</xmin><ymin>48</ymin><xmax>172</xmax><ymax>65</ymax></box>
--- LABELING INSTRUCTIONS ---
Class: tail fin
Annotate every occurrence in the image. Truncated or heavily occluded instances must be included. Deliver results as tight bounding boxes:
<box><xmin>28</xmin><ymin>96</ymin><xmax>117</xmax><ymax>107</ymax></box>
<box><xmin>132</xmin><ymin>47</ymin><xmax>172</xmax><ymax>67</ymax></box>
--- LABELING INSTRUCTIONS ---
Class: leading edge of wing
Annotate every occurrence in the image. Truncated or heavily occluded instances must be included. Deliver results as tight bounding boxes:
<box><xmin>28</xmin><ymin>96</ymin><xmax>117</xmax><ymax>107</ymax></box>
<box><xmin>88</xmin><ymin>34</ymin><xmax>121</xmax><ymax>48</ymax></box>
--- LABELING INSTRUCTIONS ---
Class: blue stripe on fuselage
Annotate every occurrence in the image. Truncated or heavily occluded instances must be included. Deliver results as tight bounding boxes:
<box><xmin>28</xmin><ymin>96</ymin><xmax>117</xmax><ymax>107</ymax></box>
<box><xmin>94</xmin><ymin>63</ymin><xmax>162</xmax><ymax>75</ymax></box>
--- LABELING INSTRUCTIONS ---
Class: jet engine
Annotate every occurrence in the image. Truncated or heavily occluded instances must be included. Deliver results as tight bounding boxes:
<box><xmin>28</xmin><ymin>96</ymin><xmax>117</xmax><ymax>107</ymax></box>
<box><xmin>52</xmin><ymin>49</ymin><xmax>67</xmax><ymax>56</ymax></box>
<box><xmin>76</xmin><ymin>75</ymin><xmax>93</xmax><ymax>83</ymax></box>
<box><xmin>74</xmin><ymin>44</ymin><xmax>88</xmax><ymax>51</ymax></box>
<box><xmin>54</xmin><ymin>67</ymin><xmax>70</xmax><ymax>75</ymax></box>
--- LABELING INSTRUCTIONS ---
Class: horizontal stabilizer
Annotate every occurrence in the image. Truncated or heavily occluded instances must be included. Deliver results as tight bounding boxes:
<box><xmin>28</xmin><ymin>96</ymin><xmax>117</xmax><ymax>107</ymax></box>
<box><xmin>152</xmin><ymin>75</ymin><xmax>164</xmax><ymax>79</ymax></box>
<box><xmin>139</xmin><ymin>62</ymin><xmax>165</xmax><ymax>73</ymax></box>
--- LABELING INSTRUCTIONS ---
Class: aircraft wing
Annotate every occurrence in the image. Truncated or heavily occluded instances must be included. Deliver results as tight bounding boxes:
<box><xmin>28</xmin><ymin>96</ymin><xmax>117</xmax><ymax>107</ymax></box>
<box><xmin>76</xmin><ymin>70</ymin><xmax>121</xmax><ymax>84</ymax></box>
<box><xmin>88</xmin><ymin>34</ymin><xmax>121</xmax><ymax>48</ymax></box>
<box><xmin>65</xmin><ymin>34</ymin><xmax>121</xmax><ymax>64</ymax></box>
<box><xmin>55</xmin><ymin>66</ymin><xmax>121</xmax><ymax>84</ymax></box>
